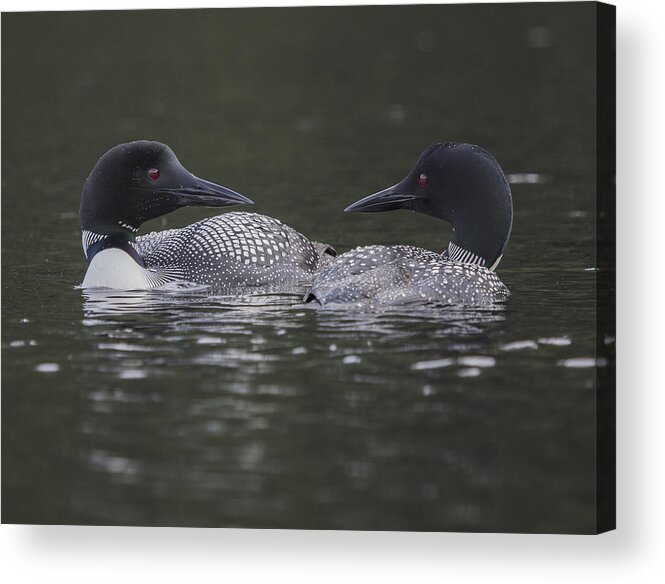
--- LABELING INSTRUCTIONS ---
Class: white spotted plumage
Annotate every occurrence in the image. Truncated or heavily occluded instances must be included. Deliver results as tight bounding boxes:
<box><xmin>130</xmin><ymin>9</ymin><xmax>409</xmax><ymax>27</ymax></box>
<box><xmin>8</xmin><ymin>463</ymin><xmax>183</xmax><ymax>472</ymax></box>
<box><xmin>308</xmin><ymin>244</ymin><xmax>508</xmax><ymax>307</ymax></box>
<box><xmin>133</xmin><ymin>212</ymin><xmax>334</xmax><ymax>295</ymax></box>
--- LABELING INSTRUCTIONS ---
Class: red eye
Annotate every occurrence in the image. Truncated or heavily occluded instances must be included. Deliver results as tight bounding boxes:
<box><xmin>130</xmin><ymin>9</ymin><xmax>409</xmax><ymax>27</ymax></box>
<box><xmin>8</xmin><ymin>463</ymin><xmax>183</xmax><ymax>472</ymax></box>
<box><xmin>148</xmin><ymin>168</ymin><xmax>160</xmax><ymax>180</ymax></box>
<box><xmin>419</xmin><ymin>173</ymin><xmax>428</xmax><ymax>187</ymax></box>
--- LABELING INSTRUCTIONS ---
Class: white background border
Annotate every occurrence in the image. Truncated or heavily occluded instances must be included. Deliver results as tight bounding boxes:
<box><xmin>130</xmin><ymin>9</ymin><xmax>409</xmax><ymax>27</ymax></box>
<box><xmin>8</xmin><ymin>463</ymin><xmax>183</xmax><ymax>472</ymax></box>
<box><xmin>1</xmin><ymin>0</ymin><xmax>663</xmax><ymax>582</ymax></box>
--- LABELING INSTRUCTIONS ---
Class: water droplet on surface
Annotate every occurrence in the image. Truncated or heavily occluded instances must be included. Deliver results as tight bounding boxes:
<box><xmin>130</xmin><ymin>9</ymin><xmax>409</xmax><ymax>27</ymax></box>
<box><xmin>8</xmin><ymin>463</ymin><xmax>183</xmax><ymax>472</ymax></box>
<box><xmin>458</xmin><ymin>356</ymin><xmax>496</xmax><ymax>368</ymax></box>
<box><xmin>501</xmin><ymin>340</ymin><xmax>538</xmax><ymax>351</ymax></box>
<box><xmin>538</xmin><ymin>337</ymin><xmax>572</xmax><ymax>346</ymax></box>
<box><xmin>411</xmin><ymin>358</ymin><xmax>454</xmax><ymax>370</ymax></box>
<box><xmin>197</xmin><ymin>337</ymin><xmax>223</xmax><ymax>345</ymax></box>
<box><xmin>119</xmin><ymin>369</ymin><xmax>147</xmax><ymax>379</ymax></box>
<box><xmin>36</xmin><ymin>363</ymin><xmax>59</xmax><ymax>373</ymax></box>
<box><xmin>458</xmin><ymin>367</ymin><xmax>481</xmax><ymax>378</ymax></box>
<box><xmin>559</xmin><ymin>358</ymin><xmax>608</xmax><ymax>368</ymax></box>
<box><xmin>506</xmin><ymin>173</ymin><xmax>545</xmax><ymax>184</ymax></box>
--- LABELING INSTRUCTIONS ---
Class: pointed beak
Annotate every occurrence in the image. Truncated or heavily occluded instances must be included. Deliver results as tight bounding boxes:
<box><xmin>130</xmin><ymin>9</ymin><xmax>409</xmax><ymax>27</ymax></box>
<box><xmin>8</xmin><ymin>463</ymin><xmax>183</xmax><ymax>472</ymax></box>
<box><xmin>159</xmin><ymin>176</ymin><xmax>254</xmax><ymax>208</ymax></box>
<box><xmin>344</xmin><ymin>183</ymin><xmax>418</xmax><ymax>213</ymax></box>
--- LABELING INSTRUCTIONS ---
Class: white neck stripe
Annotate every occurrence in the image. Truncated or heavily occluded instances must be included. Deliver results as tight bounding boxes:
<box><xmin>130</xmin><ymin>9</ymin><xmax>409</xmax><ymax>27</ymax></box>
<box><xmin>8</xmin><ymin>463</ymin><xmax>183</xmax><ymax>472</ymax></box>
<box><xmin>81</xmin><ymin>230</ymin><xmax>139</xmax><ymax>258</ymax></box>
<box><xmin>81</xmin><ymin>230</ymin><xmax>106</xmax><ymax>255</ymax></box>
<box><xmin>445</xmin><ymin>241</ymin><xmax>486</xmax><ymax>267</ymax></box>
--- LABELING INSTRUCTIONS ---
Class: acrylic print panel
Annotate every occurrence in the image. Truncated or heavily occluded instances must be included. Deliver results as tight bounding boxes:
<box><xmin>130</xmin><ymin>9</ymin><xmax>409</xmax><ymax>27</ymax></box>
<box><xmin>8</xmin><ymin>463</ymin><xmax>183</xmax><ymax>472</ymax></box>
<box><xmin>1</xmin><ymin>2</ymin><xmax>615</xmax><ymax>533</ymax></box>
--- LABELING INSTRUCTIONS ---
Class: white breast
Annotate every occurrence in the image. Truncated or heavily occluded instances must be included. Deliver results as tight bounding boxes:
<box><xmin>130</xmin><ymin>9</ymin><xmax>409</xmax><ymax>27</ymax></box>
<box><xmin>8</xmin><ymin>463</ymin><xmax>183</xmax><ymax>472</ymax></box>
<box><xmin>81</xmin><ymin>248</ymin><xmax>158</xmax><ymax>290</ymax></box>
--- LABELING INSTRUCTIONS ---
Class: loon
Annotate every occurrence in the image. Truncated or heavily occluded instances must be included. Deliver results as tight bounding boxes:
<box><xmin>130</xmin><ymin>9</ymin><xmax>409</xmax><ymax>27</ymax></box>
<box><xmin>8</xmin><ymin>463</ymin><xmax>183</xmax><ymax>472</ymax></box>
<box><xmin>307</xmin><ymin>142</ymin><xmax>513</xmax><ymax>307</ymax></box>
<box><xmin>80</xmin><ymin>141</ymin><xmax>335</xmax><ymax>293</ymax></box>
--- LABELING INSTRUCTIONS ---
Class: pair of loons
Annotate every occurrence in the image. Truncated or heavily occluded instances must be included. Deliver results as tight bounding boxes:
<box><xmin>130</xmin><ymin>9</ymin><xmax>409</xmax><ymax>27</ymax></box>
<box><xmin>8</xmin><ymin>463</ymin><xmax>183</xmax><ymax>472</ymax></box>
<box><xmin>80</xmin><ymin>141</ymin><xmax>512</xmax><ymax>307</ymax></box>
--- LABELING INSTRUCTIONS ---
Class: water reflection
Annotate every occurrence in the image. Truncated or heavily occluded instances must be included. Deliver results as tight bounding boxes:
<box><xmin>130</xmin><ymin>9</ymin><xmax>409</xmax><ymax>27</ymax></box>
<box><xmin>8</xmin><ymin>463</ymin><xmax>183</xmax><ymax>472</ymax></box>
<box><xmin>81</xmin><ymin>287</ymin><xmax>302</xmax><ymax>317</ymax></box>
<box><xmin>71</xmin><ymin>285</ymin><xmax>582</xmax><ymax>528</ymax></box>
<box><xmin>79</xmin><ymin>289</ymin><xmax>513</xmax><ymax>394</ymax></box>
<box><xmin>81</xmin><ymin>287</ymin><xmax>510</xmax><ymax>341</ymax></box>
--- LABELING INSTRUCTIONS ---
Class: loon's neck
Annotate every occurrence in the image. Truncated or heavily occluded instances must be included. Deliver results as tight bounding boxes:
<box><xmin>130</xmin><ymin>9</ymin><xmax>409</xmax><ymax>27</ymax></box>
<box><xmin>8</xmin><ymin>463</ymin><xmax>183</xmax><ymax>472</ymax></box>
<box><xmin>442</xmin><ymin>241</ymin><xmax>485</xmax><ymax>265</ymax></box>
<box><xmin>80</xmin><ymin>230</ymin><xmax>181</xmax><ymax>290</ymax></box>
<box><xmin>82</xmin><ymin>229</ymin><xmax>143</xmax><ymax>266</ymax></box>
<box><xmin>441</xmin><ymin>241</ymin><xmax>504</xmax><ymax>272</ymax></box>
<box><xmin>81</xmin><ymin>230</ymin><xmax>149</xmax><ymax>289</ymax></box>
<box><xmin>441</xmin><ymin>192</ymin><xmax>513</xmax><ymax>271</ymax></box>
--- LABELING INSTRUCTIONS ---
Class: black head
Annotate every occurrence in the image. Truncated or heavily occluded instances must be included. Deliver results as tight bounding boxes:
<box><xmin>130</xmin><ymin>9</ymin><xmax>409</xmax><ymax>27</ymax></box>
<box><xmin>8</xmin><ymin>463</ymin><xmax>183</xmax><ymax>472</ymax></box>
<box><xmin>80</xmin><ymin>141</ymin><xmax>253</xmax><ymax>235</ymax></box>
<box><xmin>345</xmin><ymin>142</ymin><xmax>513</xmax><ymax>267</ymax></box>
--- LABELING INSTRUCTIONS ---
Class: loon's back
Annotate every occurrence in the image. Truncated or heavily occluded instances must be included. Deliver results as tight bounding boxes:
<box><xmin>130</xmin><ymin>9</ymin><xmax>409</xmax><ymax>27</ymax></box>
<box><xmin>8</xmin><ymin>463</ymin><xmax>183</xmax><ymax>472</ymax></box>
<box><xmin>137</xmin><ymin>212</ymin><xmax>335</xmax><ymax>295</ymax></box>
<box><xmin>307</xmin><ymin>244</ymin><xmax>508</xmax><ymax>307</ymax></box>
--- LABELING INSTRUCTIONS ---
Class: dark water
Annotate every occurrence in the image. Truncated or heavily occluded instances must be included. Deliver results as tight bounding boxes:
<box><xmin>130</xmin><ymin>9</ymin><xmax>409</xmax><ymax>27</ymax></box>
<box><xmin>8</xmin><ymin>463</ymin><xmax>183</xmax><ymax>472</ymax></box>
<box><xmin>2</xmin><ymin>4</ymin><xmax>605</xmax><ymax>532</ymax></box>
